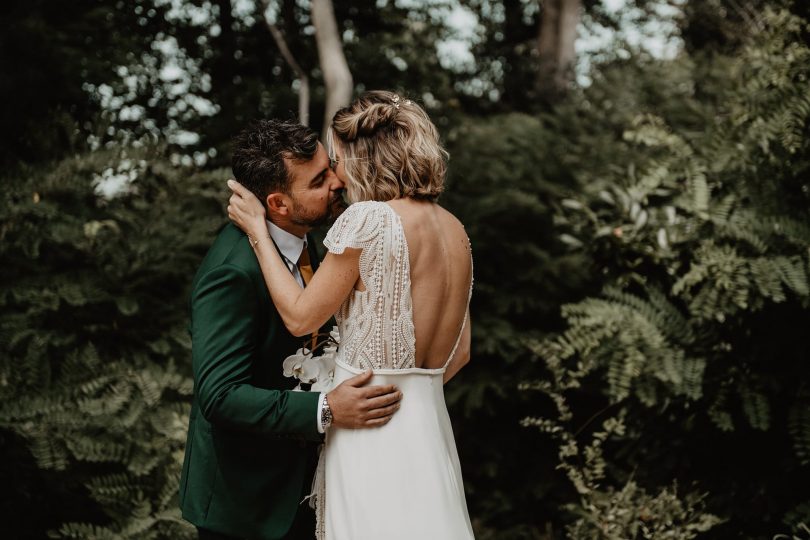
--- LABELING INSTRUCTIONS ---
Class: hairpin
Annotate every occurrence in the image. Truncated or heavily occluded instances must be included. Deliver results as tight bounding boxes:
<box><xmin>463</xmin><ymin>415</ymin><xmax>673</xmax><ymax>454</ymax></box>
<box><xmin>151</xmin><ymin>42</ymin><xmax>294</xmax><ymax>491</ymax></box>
<box><xmin>391</xmin><ymin>95</ymin><xmax>401</xmax><ymax>109</ymax></box>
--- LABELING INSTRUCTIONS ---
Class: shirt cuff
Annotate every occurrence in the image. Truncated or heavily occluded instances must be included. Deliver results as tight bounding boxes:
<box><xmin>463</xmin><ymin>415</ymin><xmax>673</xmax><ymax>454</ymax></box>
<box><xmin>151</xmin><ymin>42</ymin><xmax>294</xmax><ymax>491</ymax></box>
<box><xmin>316</xmin><ymin>392</ymin><xmax>326</xmax><ymax>434</ymax></box>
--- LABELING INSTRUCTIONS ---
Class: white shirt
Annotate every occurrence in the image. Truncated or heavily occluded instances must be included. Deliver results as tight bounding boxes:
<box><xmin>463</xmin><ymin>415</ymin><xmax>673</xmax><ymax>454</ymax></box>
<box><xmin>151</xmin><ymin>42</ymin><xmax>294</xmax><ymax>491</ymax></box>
<box><xmin>267</xmin><ymin>220</ymin><xmax>307</xmax><ymax>287</ymax></box>
<box><xmin>266</xmin><ymin>220</ymin><xmax>328</xmax><ymax>434</ymax></box>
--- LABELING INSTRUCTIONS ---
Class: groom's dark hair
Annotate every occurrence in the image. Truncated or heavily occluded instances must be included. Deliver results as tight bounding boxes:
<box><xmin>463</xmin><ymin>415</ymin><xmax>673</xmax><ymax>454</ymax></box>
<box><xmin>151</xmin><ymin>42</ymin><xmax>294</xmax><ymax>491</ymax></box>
<box><xmin>231</xmin><ymin>119</ymin><xmax>319</xmax><ymax>202</ymax></box>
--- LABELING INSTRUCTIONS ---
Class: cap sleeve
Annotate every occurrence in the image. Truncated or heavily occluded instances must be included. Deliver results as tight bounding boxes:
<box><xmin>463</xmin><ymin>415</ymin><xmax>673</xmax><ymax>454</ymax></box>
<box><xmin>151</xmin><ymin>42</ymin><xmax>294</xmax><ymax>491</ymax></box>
<box><xmin>323</xmin><ymin>201</ymin><xmax>387</xmax><ymax>255</ymax></box>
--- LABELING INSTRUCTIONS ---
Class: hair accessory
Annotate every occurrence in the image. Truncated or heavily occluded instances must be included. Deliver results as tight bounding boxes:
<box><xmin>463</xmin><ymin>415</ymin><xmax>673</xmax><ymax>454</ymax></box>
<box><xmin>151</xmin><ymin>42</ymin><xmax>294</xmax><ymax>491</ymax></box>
<box><xmin>391</xmin><ymin>95</ymin><xmax>401</xmax><ymax>109</ymax></box>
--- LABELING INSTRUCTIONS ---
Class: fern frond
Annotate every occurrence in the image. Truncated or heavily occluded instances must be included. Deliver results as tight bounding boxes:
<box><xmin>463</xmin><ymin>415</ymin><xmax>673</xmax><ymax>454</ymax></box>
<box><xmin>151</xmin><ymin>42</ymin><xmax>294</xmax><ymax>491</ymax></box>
<box><xmin>740</xmin><ymin>382</ymin><xmax>771</xmax><ymax>431</ymax></box>
<box><xmin>789</xmin><ymin>401</ymin><xmax>810</xmax><ymax>465</ymax></box>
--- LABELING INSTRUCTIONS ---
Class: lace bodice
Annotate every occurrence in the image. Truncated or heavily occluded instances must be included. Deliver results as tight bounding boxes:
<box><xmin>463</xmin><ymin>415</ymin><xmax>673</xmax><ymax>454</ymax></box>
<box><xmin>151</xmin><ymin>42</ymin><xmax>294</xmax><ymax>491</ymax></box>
<box><xmin>323</xmin><ymin>201</ymin><xmax>472</xmax><ymax>371</ymax></box>
<box><xmin>324</xmin><ymin>201</ymin><xmax>415</xmax><ymax>370</ymax></box>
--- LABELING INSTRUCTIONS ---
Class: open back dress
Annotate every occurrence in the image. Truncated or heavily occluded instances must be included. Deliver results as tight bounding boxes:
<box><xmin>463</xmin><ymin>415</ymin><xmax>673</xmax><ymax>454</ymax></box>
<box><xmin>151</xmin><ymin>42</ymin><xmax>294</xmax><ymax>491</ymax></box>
<box><xmin>312</xmin><ymin>200</ymin><xmax>474</xmax><ymax>540</ymax></box>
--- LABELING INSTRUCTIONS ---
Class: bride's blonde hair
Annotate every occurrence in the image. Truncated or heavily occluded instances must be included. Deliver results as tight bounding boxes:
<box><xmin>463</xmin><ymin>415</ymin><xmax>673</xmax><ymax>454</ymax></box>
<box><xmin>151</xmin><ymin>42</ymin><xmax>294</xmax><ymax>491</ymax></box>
<box><xmin>327</xmin><ymin>90</ymin><xmax>448</xmax><ymax>203</ymax></box>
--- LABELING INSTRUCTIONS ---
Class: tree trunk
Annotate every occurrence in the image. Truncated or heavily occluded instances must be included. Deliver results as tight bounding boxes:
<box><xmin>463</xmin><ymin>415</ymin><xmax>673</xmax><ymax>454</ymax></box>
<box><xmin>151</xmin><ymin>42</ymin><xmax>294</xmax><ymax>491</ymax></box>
<box><xmin>502</xmin><ymin>0</ymin><xmax>534</xmax><ymax>111</ymax></box>
<box><xmin>212</xmin><ymin>0</ymin><xmax>237</xmax><ymax>85</ymax></box>
<box><xmin>537</xmin><ymin>0</ymin><xmax>581</xmax><ymax>98</ymax></box>
<box><xmin>261</xmin><ymin>0</ymin><xmax>310</xmax><ymax>126</ymax></box>
<box><xmin>311</xmin><ymin>0</ymin><xmax>353</xmax><ymax>140</ymax></box>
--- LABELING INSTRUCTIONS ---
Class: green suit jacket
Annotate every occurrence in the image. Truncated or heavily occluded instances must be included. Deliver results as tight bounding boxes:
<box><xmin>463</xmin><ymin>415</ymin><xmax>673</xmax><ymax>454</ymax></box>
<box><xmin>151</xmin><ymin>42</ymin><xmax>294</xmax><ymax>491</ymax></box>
<box><xmin>180</xmin><ymin>223</ymin><xmax>323</xmax><ymax>539</ymax></box>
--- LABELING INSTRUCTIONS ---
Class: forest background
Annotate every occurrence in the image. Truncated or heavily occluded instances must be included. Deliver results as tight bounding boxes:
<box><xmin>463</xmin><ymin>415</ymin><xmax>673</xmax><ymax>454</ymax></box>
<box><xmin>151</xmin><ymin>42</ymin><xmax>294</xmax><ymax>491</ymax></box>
<box><xmin>1</xmin><ymin>0</ymin><xmax>809</xmax><ymax>538</ymax></box>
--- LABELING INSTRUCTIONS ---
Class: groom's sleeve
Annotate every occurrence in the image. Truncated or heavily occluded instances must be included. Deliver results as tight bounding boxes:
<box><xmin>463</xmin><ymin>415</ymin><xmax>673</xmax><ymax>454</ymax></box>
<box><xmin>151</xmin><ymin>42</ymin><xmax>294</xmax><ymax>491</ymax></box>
<box><xmin>191</xmin><ymin>263</ymin><xmax>321</xmax><ymax>442</ymax></box>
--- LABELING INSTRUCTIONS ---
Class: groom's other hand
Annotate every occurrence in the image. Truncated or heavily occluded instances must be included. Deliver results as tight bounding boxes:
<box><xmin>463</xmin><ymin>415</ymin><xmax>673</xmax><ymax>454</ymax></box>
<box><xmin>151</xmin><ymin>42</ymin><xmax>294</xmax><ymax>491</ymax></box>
<box><xmin>327</xmin><ymin>370</ymin><xmax>402</xmax><ymax>429</ymax></box>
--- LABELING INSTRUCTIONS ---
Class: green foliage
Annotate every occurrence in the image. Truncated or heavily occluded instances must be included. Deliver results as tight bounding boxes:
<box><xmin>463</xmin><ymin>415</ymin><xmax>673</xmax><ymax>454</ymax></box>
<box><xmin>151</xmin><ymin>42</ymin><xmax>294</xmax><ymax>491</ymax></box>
<box><xmin>441</xmin><ymin>112</ymin><xmax>594</xmax><ymax>538</ymax></box>
<box><xmin>0</xmin><ymin>0</ymin><xmax>175</xmax><ymax>167</ymax></box>
<box><xmin>525</xmin><ymin>408</ymin><xmax>722</xmax><ymax>539</ymax></box>
<box><xmin>0</xmin><ymin>146</ymin><xmax>227</xmax><ymax>538</ymax></box>
<box><xmin>4</xmin><ymin>2</ymin><xmax>810</xmax><ymax>539</ymax></box>
<box><xmin>564</xmin><ymin>480</ymin><xmax>722</xmax><ymax>540</ymax></box>
<box><xmin>522</xmin><ymin>7</ymin><xmax>810</xmax><ymax>538</ymax></box>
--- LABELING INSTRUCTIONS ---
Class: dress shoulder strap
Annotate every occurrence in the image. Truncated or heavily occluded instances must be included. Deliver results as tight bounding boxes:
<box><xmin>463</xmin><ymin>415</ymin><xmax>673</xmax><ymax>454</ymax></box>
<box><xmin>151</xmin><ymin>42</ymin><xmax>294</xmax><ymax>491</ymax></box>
<box><xmin>443</xmin><ymin>238</ymin><xmax>474</xmax><ymax>370</ymax></box>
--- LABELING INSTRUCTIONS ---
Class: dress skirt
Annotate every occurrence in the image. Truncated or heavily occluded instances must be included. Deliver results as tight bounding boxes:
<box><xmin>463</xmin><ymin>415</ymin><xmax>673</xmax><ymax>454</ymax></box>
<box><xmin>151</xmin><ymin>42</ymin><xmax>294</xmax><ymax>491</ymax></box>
<box><xmin>319</xmin><ymin>359</ymin><xmax>475</xmax><ymax>540</ymax></box>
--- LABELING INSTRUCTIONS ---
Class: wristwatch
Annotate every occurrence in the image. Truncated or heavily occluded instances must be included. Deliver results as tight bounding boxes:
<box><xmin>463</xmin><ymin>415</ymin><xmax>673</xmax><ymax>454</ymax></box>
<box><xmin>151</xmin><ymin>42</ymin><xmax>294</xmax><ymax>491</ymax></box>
<box><xmin>320</xmin><ymin>394</ymin><xmax>333</xmax><ymax>431</ymax></box>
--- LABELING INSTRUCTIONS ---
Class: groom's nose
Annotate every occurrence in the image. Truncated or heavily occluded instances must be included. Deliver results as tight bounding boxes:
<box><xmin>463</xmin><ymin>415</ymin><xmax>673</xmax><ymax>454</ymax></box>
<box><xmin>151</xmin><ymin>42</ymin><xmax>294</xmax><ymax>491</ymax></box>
<box><xmin>328</xmin><ymin>170</ymin><xmax>345</xmax><ymax>191</ymax></box>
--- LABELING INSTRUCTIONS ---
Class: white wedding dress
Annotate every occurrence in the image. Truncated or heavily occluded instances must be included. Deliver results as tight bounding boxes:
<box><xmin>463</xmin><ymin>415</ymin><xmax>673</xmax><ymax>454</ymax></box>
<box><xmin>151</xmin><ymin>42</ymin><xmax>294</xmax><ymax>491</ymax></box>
<box><xmin>312</xmin><ymin>201</ymin><xmax>474</xmax><ymax>540</ymax></box>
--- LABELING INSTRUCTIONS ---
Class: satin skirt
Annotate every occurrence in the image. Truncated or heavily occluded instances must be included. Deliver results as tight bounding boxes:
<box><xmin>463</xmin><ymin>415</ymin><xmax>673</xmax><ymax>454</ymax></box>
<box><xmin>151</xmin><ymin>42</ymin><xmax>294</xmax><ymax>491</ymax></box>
<box><xmin>319</xmin><ymin>359</ymin><xmax>474</xmax><ymax>540</ymax></box>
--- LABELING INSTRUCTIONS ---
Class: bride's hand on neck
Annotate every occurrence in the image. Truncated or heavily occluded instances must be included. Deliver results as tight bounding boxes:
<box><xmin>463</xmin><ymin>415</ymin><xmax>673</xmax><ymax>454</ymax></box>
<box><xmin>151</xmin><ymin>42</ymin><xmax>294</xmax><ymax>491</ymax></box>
<box><xmin>225</xmin><ymin>178</ymin><xmax>361</xmax><ymax>338</ymax></box>
<box><xmin>227</xmin><ymin>179</ymin><xmax>267</xmax><ymax>240</ymax></box>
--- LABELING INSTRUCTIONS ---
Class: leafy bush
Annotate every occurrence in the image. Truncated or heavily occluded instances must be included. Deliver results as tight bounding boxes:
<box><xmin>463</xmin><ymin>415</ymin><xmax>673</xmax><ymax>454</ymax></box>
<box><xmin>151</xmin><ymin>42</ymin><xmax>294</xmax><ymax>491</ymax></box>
<box><xmin>2</xmin><ymin>7</ymin><xmax>809</xmax><ymax>539</ymax></box>
<box><xmin>523</xmin><ymin>8</ymin><xmax>810</xmax><ymax>538</ymax></box>
<box><xmin>441</xmin><ymin>112</ymin><xmax>594</xmax><ymax>538</ymax></box>
<box><xmin>0</xmin><ymin>147</ymin><xmax>227</xmax><ymax>538</ymax></box>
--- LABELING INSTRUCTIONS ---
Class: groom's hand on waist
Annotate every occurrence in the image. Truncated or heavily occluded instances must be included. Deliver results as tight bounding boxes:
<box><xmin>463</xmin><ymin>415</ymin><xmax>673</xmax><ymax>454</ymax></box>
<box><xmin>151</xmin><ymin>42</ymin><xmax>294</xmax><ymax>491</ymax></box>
<box><xmin>326</xmin><ymin>370</ymin><xmax>402</xmax><ymax>429</ymax></box>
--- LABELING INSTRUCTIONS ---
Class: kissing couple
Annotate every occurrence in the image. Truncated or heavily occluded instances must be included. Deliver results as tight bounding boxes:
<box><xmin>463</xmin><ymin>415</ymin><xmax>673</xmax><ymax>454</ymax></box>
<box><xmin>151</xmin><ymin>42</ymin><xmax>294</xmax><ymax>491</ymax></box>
<box><xmin>180</xmin><ymin>90</ymin><xmax>475</xmax><ymax>539</ymax></box>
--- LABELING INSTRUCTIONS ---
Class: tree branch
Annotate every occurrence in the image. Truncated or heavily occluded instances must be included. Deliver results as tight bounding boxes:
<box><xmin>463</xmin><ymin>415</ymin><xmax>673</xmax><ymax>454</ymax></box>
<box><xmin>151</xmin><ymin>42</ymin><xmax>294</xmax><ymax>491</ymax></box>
<box><xmin>261</xmin><ymin>0</ymin><xmax>310</xmax><ymax>126</ymax></box>
<box><xmin>311</xmin><ymin>0</ymin><xmax>353</xmax><ymax>140</ymax></box>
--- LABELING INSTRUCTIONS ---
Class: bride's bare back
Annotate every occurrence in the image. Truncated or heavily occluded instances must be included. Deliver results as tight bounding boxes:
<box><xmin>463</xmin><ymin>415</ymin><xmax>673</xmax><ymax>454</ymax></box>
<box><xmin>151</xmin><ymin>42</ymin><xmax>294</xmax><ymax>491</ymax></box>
<box><xmin>386</xmin><ymin>198</ymin><xmax>472</xmax><ymax>371</ymax></box>
<box><xmin>314</xmin><ymin>91</ymin><xmax>475</xmax><ymax>540</ymax></box>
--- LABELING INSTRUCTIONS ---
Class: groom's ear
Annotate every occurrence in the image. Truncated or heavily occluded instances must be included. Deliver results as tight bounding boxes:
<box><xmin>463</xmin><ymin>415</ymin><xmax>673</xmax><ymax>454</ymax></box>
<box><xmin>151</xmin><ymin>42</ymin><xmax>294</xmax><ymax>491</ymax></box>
<box><xmin>265</xmin><ymin>192</ymin><xmax>290</xmax><ymax>218</ymax></box>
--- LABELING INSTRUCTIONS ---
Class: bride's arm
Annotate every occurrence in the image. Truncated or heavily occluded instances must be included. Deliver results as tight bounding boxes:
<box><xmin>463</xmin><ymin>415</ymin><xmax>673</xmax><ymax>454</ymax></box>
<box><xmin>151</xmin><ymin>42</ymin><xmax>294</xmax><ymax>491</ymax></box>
<box><xmin>227</xmin><ymin>180</ymin><xmax>360</xmax><ymax>337</ymax></box>
<box><xmin>443</xmin><ymin>309</ymin><xmax>471</xmax><ymax>384</ymax></box>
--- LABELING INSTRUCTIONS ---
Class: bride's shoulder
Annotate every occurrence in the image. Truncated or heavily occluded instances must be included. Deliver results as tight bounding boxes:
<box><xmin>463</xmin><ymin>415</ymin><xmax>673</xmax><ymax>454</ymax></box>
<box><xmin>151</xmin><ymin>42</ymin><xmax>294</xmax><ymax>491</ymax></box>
<box><xmin>437</xmin><ymin>204</ymin><xmax>466</xmax><ymax>230</ymax></box>
<box><xmin>346</xmin><ymin>199</ymin><xmax>388</xmax><ymax>213</ymax></box>
<box><xmin>332</xmin><ymin>200</ymin><xmax>391</xmax><ymax>227</ymax></box>
<box><xmin>433</xmin><ymin>206</ymin><xmax>472</xmax><ymax>255</ymax></box>
<box><xmin>324</xmin><ymin>201</ymin><xmax>390</xmax><ymax>253</ymax></box>
<box><xmin>424</xmin><ymin>203</ymin><xmax>469</xmax><ymax>241</ymax></box>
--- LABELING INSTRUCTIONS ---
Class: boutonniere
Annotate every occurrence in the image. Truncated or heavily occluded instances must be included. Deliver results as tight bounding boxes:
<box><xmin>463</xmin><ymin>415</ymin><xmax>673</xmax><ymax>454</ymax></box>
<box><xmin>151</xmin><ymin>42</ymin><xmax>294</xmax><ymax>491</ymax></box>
<box><xmin>282</xmin><ymin>326</ymin><xmax>340</xmax><ymax>392</ymax></box>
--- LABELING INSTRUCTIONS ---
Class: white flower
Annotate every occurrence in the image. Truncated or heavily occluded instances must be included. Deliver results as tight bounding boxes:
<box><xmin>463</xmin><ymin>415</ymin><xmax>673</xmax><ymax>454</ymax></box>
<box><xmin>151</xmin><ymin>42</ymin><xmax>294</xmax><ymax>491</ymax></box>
<box><xmin>319</xmin><ymin>349</ymin><xmax>336</xmax><ymax>373</ymax></box>
<box><xmin>298</xmin><ymin>356</ymin><xmax>322</xmax><ymax>383</ymax></box>
<box><xmin>329</xmin><ymin>326</ymin><xmax>340</xmax><ymax>344</ymax></box>
<box><xmin>280</xmin><ymin>328</ymin><xmax>340</xmax><ymax>390</ymax></box>
<box><xmin>283</xmin><ymin>348</ymin><xmax>313</xmax><ymax>379</ymax></box>
<box><xmin>317</xmin><ymin>351</ymin><xmax>336</xmax><ymax>387</ymax></box>
<box><xmin>310</xmin><ymin>377</ymin><xmax>335</xmax><ymax>393</ymax></box>
<box><xmin>310</xmin><ymin>356</ymin><xmax>337</xmax><ymax>392</ymax></box>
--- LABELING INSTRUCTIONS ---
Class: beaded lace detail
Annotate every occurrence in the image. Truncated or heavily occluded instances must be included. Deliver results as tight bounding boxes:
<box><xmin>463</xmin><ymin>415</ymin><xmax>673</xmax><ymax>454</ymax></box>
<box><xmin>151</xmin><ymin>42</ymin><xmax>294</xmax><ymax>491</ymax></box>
<box><xmin>313</xmin><ymin>201</ymin><xmax>473</xmax><ymax>539</ymax></box>
<box><xmin>324</xmin><ymin>201</ymin><xmax>416</xmax><ymax>370</ymax></box>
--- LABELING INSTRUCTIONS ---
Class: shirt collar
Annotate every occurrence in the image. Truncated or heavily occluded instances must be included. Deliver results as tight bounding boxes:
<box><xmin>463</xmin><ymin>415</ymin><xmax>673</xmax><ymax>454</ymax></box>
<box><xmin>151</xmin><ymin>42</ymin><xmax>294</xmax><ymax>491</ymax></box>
<box><xmin>266</xmin><ymin>220</ymin><xmax>307</xmax><ymax>264</ymax></box>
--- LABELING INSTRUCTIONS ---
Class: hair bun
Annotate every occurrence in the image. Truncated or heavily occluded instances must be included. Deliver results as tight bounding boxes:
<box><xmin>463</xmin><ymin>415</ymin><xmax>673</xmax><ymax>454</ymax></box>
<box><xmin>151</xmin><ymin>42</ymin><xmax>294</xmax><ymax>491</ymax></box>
<box><xmin>342</xmin><ymin>102</ymin><xmax>398</xmax><ymax>141</ymax></box>
<box><xmin>329</xmin><ymin>90</ymin><xmax>447</xmax><ymax>203</ymax></box>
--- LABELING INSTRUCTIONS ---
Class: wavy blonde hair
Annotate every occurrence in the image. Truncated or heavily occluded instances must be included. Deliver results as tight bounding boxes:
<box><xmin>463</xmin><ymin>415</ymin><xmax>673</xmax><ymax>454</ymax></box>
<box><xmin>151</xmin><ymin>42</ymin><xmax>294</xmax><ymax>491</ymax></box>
<box><xmin>327</xmin><ymin>90</ymin><xmax>448</xmax><ymax>203</ymax></box>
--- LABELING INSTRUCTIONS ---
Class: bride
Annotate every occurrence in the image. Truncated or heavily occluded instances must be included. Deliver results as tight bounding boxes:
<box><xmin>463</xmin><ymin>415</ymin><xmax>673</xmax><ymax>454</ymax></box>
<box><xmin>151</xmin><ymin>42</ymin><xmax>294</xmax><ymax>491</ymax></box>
<box><xmin>227</xmin><ymin>90</ymin><xmax>475</xmax><ymax>540</ymax></box>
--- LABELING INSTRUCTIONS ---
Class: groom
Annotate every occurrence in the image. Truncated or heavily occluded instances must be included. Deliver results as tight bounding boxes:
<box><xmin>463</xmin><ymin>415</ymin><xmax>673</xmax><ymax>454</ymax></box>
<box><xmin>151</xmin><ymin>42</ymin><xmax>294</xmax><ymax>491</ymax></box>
<box><xmin>180</xmin><ymin>119</ymin><xmax>402</xmax><ymax>540</ymax></box>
